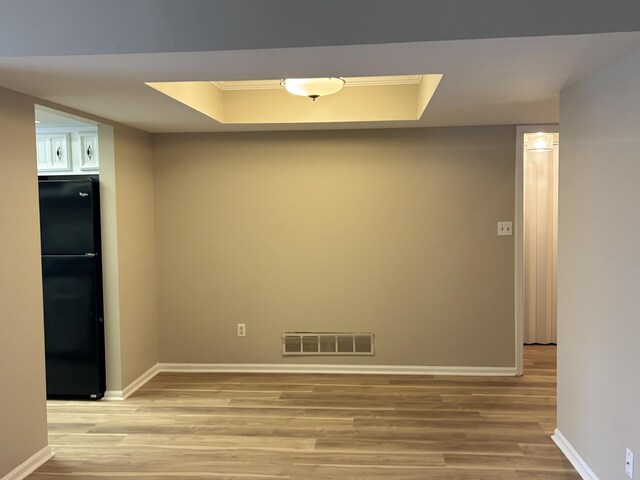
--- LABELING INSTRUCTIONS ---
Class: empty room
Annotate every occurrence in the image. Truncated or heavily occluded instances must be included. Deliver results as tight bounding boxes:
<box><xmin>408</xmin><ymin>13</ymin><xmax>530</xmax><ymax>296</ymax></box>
<box><xmin>1</xmin><ymin>2</ymin><xmax>639</xmax><ymax>479</ymax></box>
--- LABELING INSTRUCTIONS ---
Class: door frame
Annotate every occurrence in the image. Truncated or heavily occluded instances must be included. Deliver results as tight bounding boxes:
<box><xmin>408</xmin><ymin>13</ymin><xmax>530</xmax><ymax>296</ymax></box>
<box><xmin>515</xmin><ymin>124</ymin><xmax>559</xmax><ymax>375</ymax></box>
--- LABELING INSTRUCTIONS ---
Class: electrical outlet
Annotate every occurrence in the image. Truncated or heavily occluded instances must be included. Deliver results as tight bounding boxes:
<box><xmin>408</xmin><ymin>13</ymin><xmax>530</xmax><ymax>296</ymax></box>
<box><xmin>626</xmin><ymin>447</ymin><xmax>634</xmax><ymax>479</ymax></box>
<box><xmin>497</xmin><ymin>221</ymin><xmax>513</xmax><ymax>236</ymax></box>
<box><xmin>237</xmin><ymin>323</ymin><xmax>246</xmax><ymax>337</ymax></box>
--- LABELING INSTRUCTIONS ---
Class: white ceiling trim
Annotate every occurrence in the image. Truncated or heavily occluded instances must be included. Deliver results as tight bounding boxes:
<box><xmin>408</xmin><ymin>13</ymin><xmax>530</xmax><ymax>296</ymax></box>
<box><xmin>210</xmin><ymin>75</ymin><xmax>423</xmax><ymax>92</ymax></box>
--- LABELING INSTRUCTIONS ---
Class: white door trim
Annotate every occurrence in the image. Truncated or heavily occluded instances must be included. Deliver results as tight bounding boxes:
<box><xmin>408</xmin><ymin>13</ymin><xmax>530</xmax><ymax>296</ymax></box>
<box><xmin>515</xmin><ymin>124</ymin><xmax>559</xmax><ymax>376</ymax></box>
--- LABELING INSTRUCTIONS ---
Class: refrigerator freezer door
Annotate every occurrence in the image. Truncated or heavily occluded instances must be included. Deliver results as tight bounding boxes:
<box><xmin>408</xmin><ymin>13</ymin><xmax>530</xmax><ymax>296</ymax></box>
<box><xmin>39</xmin><ymin>179</ymin><xmax>100</xmax><ymax>255</ymax></box>
<box><xmin>42</xmin><ymin>255</ymin><xmax>105</xmax><ymax>398</ymax></box>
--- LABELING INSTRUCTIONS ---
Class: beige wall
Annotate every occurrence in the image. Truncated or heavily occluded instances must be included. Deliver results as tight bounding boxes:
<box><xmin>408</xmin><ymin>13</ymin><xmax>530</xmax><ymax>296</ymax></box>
<box><xmin>153</xmin><ymin>126</ymin><xmax>516</xmax><ymax>367</ymax></box>
<box><xmin>99</xmin><ymin>122</ymin><xmax>159</xmax><ymax>391</ymax></box>
<box><xmin>557</xmin><ymin>48</ymin><xmax>640</xmax><ymax>477</ymax></box>
<box><xmin>97</xmin><ymin>124</ymin><xmax>123</xmax><ymax>392</ymax></box>
<box><xmin>112</xmin><ymin>125</ymin><xmax>159</xmax><ymax>387</ymax></box>
<box><xmin>0</xmin><ymin>88</ymin><xmax>48</xmax><ymax>475</ymax></box>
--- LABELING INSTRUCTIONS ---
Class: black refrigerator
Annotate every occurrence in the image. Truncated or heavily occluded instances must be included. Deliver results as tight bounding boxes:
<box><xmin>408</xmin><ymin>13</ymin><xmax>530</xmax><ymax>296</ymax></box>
<box><xmin>39</xmin><ymin>178</ymin><xmax>106</xmax><ymax>399</ymax></box>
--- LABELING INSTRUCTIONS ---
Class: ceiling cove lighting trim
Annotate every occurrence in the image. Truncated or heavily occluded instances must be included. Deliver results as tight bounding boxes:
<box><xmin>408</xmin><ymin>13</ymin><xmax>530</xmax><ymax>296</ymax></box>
<box><xmin>210</xmin><ymin>75</ymin><xmax>423</xmax><ymax>91</ymax></box>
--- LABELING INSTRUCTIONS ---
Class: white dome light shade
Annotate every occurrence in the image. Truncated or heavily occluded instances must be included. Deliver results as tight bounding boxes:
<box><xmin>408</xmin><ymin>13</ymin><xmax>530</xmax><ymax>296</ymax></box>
<box><xmin>281</xmin><ymin>77</ymin><xmax>345</xmax><ymax>100</ymax></box>
<box><xmin>527</xmin><ymin>132</ymin><xmax>554</xmax><ymax>152</ymax></box>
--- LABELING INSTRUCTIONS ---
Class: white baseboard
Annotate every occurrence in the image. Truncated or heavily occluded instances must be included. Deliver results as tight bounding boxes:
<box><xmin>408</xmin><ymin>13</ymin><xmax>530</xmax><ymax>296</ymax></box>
<box><xmin>121</xmin><ymin>363</ymin><xmax>160</xmax><ymax>399</ymax></box>
<box><xmin>103</xmin><ymin>362</ymin><xmax>160</xmax><ymax>401</ymax></box>
<box><xmin>102</xmin><ymin>361</ymin><xmax>514</xmax><ymax>402</ymax></box>
<box><xmin>1</xmin><ymin>446</ymin><xmax>53</xmax><ymax>480</ymax></box>
<box><xmin>552</xmin><ymin>428</ymin><xmax>600</xmax><ymax>480</ymax></box>
<box><xmin>159</xmin><ymin>363</ymin><xmax>516</xmax><ymax>376</ymax></box>
<box><xmin>103</xmin><ymin>390</ymin><xmax>124</xmax><ymax>401</ymax></box>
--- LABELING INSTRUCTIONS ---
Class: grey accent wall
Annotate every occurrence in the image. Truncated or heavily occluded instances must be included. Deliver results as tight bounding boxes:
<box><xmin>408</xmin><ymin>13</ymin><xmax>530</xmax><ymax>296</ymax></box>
<box><xmin>153</xmin><ymin>126</ymin><xmax>516</xmax><ymax>367</ymax></box>
<box><xmin>0</xmin><ymin>87</ymin><xmax>48</xmax><ymax>476</ymax></box>
<box><xmin>558</xmin><ymin>47</ymin><xmax>640</xmax><ymax>477</ymax></box>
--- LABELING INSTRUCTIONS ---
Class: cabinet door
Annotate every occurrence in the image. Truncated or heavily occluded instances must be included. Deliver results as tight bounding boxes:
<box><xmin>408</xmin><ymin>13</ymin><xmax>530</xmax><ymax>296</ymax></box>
<box><xmin>79</xmin><ymin>132</ymin><xmax>99</xmax><ymax>171</ymax></box>
<box><xmin>36</xmin><ymin>135</ymin><xmax>52</xmax><ymax>170</ymax></box>
<box><xmin>37</xmin><ymin>133</ymin><xmax>71</xmax><ymax>172</ymax></box>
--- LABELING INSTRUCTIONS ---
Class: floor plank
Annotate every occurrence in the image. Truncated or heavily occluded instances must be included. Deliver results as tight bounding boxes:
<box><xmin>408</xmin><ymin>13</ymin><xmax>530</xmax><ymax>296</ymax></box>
<box><xmin>29</xmin><ymin>345</ymin><xmax>578</xmax><ymax>479</ymax></box>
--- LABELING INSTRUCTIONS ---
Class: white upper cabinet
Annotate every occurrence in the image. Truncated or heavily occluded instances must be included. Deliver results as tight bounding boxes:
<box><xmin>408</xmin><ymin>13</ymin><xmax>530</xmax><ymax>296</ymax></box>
<box><xmin>79</xmin><ymin>132</ymin><xmax>99</xmax><ymax>171</ymax></box>
<box><xmin>36</xmin><ymin>127</ymin><xmax>99</xmax><ymax>175</ymax></box>
<box><xmin>36</xmin><ymin>133</ymin><xmax>71</xmax><ymax>172</ymax></box>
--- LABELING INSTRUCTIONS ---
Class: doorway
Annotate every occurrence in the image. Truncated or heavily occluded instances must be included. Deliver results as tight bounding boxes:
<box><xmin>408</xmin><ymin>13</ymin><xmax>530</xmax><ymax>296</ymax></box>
<box><xmin>35</xmin><ymin>105</ymin><xmax>105</xmax><ymax>399</ymax></box>
<box><xmin>524</xmin><ymin>131</ymin><xmax>559</xmax><ymax>345</ymax></box>
<box><xmin>515</xmin><ymin>126</ymin><xmax>559</xmax><ymax>375</ymax></box>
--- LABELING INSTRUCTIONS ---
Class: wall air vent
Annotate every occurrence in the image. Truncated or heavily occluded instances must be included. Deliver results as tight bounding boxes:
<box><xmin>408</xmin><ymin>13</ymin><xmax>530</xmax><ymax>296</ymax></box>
<box><xmin>282</xmin><ymin>332</ymin><xmax>374</xmax><ymax>356</ymax></box>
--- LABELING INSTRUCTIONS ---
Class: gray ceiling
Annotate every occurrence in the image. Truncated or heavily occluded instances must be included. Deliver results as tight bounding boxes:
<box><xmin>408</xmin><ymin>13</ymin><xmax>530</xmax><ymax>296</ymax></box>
<box><xmin>2</xmin><ymin>2</ymin><xmax>640</xmax><ymax>133</ymax></box>
<box><xmin>2</xmin><ymin>0</ymin><xmax>640</xmax><ymax>56</ymax></box>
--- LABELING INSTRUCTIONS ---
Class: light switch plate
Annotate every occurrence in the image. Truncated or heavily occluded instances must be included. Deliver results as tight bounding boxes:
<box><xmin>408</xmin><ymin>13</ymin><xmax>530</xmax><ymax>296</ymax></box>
<box><xmin>626</xmin><ymin>447</ymin><xmax>634</xmax><ymax>478</ymax></box>
<box><xmin>497</xmin><ymin>221</ymin><xmax>513</xmax><ymax>236</ymax></box>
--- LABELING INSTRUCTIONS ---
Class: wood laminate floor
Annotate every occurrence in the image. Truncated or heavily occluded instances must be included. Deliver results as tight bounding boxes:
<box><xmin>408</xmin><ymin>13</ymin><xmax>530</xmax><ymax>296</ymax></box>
<box><xmin>30</xmin><ymin>345</ymin><xmax>578</xmax><ymax>479</ymax></box>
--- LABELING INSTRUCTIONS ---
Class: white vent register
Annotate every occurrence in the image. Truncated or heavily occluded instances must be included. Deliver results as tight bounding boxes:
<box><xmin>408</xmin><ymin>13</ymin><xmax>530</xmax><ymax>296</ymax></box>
<box><xmin>282</xmin><ymin>332</ymin><xmax>374</xmax><ymax>356</ymax></box>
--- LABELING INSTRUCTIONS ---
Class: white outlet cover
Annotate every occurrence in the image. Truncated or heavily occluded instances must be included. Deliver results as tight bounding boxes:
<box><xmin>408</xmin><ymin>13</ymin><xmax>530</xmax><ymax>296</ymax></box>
<box><xmin>497</xmin><ymin>221</ymin><xmax>513</xmax><ymax>236</ymax></box>
<box><xmin>627</xmin><ymin>447</ymin><xmax>634</xmax><ymax>478</ymax></box>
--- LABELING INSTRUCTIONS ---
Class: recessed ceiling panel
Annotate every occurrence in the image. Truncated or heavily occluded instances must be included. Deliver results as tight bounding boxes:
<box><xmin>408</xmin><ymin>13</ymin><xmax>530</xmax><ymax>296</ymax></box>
<box><xmin>146</xmin><ymin>74</ymin><xmax>443</xmax><ymax>125</ymax></box>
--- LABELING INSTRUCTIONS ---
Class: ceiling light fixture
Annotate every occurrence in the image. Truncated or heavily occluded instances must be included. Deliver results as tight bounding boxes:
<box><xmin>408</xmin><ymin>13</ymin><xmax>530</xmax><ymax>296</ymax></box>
<box><xmin>527</xmin><ymin>132</ymin><xmax>554</xmax><ymax>152</ymax></box>
<box><xmin>281</xmin><ymin>77</ymin><xmax>345</xmax><ymax>101</ymax></box>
